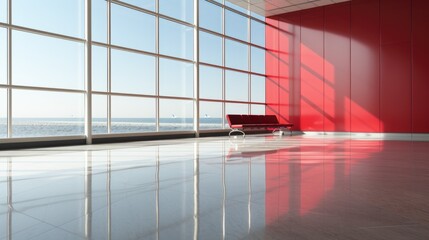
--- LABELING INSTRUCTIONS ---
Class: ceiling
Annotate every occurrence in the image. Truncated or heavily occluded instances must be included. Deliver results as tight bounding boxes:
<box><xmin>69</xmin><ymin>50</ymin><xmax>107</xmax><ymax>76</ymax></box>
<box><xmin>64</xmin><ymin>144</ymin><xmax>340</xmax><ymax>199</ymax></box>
<box><xmin>226</xmin><ymin>0</ymin><xmax>351</xmax><ymax>16</ymax></box>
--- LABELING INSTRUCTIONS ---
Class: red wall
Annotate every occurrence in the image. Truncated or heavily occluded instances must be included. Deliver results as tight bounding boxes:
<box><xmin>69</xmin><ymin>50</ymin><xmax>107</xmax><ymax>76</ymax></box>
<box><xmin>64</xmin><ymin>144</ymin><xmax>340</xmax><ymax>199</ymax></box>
<box><xmin>266</xmin><ymin>0</ymin><xmax>429</xmax><ymax>133</ymax></box>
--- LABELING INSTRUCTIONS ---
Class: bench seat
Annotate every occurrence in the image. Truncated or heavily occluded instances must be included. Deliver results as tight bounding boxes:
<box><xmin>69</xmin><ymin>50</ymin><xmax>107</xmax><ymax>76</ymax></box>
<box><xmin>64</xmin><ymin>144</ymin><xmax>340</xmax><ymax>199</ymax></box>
<box><xmin>230</xmin><ymin>123</ymin><xmax>293</xmax><ymax>129</ymax></box>
<box><xmin>227</xmin><ymin>114</ymin><xmax>293</xmax><ymax>137</ymax></box>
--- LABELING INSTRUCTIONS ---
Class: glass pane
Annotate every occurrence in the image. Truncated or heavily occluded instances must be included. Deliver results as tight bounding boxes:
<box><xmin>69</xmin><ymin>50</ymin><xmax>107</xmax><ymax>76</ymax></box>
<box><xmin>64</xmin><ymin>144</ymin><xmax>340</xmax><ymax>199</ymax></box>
<box><xmin>225</xmin><ymin>10</ymin><xmax>248</xmax><ymax>42</ymax></box>
<box><xmin>225</xmin><ymin>103</ymin><xmax>248</xmax><ymax>127</ymax></box>
<box><xmin>159</xmin><ymin>99</ymin><xmax>193</xmax><ymax>131</ymax></box>
<box><xmin>251</xmin><ymin>11</ymin><xmax>265</xmax><ymax>22</ymax></box>
<box><xmin>12</xmin><ymin>31</ymin><xmax>85</xmax><ymax>90</ymax></box>
<box><xmin>199</xmin><ymin>31</ymin><xmax>222</xmax><ymax>66</ymax></box>
<box><xmin>0</xmin><ymin>89</ymin><xmax>5</xmax><ymax>138</ymax></box>
<box><xmin>159</xmin><ymin>58</ymin><xmax>193</xmax><ymax>98</ymax></box>
<box><xmin>251</xmin><ymin>75</ymin><xmax>265</xmax><ymax>103</ymax></box>
<box><xmin>111</xmin><ymin>96</ymin><xmax>156</xmax><ymax>133</ymax></box>
<box><xmin>225</xmin><ymin>2</ymin><xmax>248</xmax><ymax>14</ymax></box>
<box><xmin>159</xmin><ymin>19</ymin><xmax>194</xmax><ymax>60</ymax></box>
<box><xmin>199</xmin><ymin>0</ymin><xmax>222</xmax><ymax>33</ymax></box>
<box><xmin>92</xmin><ymin>94</ymin><xmax>107</xmax><ymax>134</ymax></box>
<box><xmin>92</xmin><ymin>0</ymin><xmax>107</xmax><ymax>43</ymax></box>
<box><xmin>0</xmin><ymin>0</ymin><xmax>6</xmax><ymax>23</ymax></box>
<box><xmin>159</xmin><ymin>0</ymin><xmax>194</xmax><ymax>24</ymax></box>
<box><xmin>251</xmin><ymin>20</ymin><xmax>265</xmax><ymax>47</ymax></box>
<box><xmin>12</xmin><ymin>90</ymin><xmax>84</xmax><ymax>138</ymax></box>
<box><xmin>226</xmin><ymin>70</ymin><xmax>248</xmax><ymax>102</ymax></box>
<box><xmin>12</xmin><ymin>0</ymin><xmax>84</xmax><ymax>38</ymax></box>
<box><xmin>225</xmin><ymin>39</ymin><xmax>248</xmax><ymax>71</ymax></box>
<box><xmin>111</xmin><ymin>4</ymin><xmax>156</xmax><ymax>52</ymax></box>
<box><xmin>111</xmin><ymin>49</ymin><xmax>156</xmax><ymax>95</ymax></box>
<box><xmin>92</xmin><ymin>46</ymin><xmax>107</xmax><ymax>92</ymax></box>
<box><xmin>199</xmin><ymin>101</ymin><xmax>222</xmax><ymax>130</ymax></box>
<box><xmin>121</xmin><ymin>0</ymin><xmax>156</xmax><ymax>11</ymax></box>
<box><xmin>251</xmin><ymin>104</ymin><xmax>265</xmax><ymax>115</ymax></box>
<box><xmin>251</xmin><ymin>46</ymin><xmax>265</xmax><ymax>74</ymax></box>
<box><xmin>199</xmin><ymin>65</ymin><xmax>222</xmax><ymax>100</ymax></box>
<box><xmin>0</xmin><ymin>28</ymin><xmax>6</xmax><ymax>84</ymax></box>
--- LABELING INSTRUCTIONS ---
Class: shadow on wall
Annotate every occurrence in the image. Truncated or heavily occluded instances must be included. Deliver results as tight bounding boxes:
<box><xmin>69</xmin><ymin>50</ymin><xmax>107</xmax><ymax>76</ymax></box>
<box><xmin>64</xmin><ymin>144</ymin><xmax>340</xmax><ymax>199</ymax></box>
<box><xmin>265</xmin><ymin>0</ymin><xmax>429</xmax><ymax>134</ymax></box>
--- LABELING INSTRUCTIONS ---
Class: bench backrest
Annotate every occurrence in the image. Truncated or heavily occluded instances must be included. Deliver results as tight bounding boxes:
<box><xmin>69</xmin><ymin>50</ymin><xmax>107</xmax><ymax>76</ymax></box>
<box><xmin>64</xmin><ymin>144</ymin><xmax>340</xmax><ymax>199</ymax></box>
<box><xmin>226</xmin><ymin>114</ymin><xmax>280</xmax><ymax>126</ymax></box>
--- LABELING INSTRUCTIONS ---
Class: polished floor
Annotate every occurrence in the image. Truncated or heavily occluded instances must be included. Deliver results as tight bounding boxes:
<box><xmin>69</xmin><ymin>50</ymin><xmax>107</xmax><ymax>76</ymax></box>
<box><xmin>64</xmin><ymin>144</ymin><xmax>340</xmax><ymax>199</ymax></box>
<box><xmin>1</xmin><ymin>134</ymin><xmax>429</xmax><ymax>240</ymax></box>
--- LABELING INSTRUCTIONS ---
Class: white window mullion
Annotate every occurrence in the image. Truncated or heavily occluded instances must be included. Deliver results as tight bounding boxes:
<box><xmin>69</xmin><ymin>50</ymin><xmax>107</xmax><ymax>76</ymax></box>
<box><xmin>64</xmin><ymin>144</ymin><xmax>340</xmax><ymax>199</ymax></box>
<box><xmin>194</xmin><ymin>0</ymin><xmax>200</xmax><ymax>136</ymax></box>
<box><xmin>85</xmin><ymin>0</ymin><xmax>93</xmax><ymax>144</ymax></box>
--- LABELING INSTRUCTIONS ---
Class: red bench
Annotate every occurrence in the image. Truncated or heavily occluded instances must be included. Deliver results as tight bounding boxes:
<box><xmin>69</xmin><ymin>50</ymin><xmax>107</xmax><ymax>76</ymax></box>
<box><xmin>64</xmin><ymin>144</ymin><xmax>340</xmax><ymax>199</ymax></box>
<box><xmin>226</xmin><ymin>114</ymin><xmax>294</xmax><ymax>137</ymax></box>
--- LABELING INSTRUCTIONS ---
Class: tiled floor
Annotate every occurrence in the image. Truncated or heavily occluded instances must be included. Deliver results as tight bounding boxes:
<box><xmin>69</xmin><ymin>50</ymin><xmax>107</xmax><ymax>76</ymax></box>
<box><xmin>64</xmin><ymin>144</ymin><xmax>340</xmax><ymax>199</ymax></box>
<box><xmin>1</xmin><ymin>134</ymin><xmax>429</xmax><ymax>239</ymax></box>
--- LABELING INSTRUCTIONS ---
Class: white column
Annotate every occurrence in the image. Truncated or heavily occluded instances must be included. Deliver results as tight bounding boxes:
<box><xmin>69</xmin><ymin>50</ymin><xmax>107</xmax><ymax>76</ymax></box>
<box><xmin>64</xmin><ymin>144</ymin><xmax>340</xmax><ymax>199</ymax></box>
<box><xmin>194</xmin><ymin>0</ymin><xmax>200</xmax><ymax>137</ymax></box>
<box><xmin>6</xmin><ymin>0</ymin><xmax>12</xmax><ymax>138</ymax></box>
<box><xmin>107</xmin><ymin>0</ymin><xmax>112</xmax><ymax>133</ymax></box>
<box><xmin>85</xmin><ymin>0</ymin><xmax>93</xmax><ymax>144</ymax></box>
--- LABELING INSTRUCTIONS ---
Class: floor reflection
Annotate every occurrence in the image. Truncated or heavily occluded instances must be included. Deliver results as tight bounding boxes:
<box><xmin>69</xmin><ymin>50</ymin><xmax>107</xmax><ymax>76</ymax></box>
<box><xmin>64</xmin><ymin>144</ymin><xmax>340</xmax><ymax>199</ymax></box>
<box><xmin>1</xmin><ymin>136</ymin><xmax>429</xmax><ymax>239</ymax></box>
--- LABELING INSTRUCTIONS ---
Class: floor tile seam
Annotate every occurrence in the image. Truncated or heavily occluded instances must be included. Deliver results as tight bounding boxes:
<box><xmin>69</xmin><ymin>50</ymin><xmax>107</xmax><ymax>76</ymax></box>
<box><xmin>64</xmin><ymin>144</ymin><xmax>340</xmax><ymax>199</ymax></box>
<box><xmin>26</xmin><ymin>225</ymin><xmax>85</xmax><ymax>240</ymax></box>
<box><xmin>5</xmin><ymin>210</ymin><xmax>85</xmax><ymax>239</ymax></box>
<box><xmin>163</xmin><ymin>187</ymin><xmax>266</xmax><ymax>206</ymax></box>
<box><xmin>357</xmin><ymin>223</ymin><xmax>422</xmax><ymax>230</ymax></box>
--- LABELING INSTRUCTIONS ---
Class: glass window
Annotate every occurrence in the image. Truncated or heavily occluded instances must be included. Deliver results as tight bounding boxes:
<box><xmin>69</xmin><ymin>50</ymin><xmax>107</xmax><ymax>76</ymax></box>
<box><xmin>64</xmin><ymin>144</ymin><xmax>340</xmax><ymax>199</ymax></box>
<box><xmin>159</xmin><ymin>0</ymin><xmax>194</xmax><ymax>24</ymax></box>
<box><xmin>121</xmin><ymin>0</ymin><xmax>156</xmax><ymax>11</ymax></box>
<box><xmin>251</xmin><ymin>46</ymin><xmax>265</xmax><ymax>74</ymax></box>
<box><xmin>159</xmin><ymin>19</ymin><xmax>194</xmax><ymax>60</ymax></box>
<box><xmin>251</xmin><ymin>75</ymin><xmax>265</xmax><ymax>103</ymax></box>
<box><xmin>0</xmin><ymin>28</ymin><xmax>6</xmax><ymax>84</ymax></box>
<box><xmin>159</xmin><ymin>58</ymin><xmax>193</xmax><ymax>98</ymax></box>
<box><xmin>251</xmin><ymin>104</ymin><xmax>265</xmax><ymax>115</ymax></box>
<box><xmin>225</xmin><ymin>10</ymin><xmax>248</xmax><ymax>42</ymax></box>
<box><xmin>225</xmin><ymin>39</ymin><xmax>248</xmax><ymax>71</ymax></box>
<box><xmin>0</xmin><ymin>89</ymin><xmax>5</xmax><ymax>138</ymax></box>
<box><xmin>199</xmin><ymin>31</ymin><xmax>222</xmax><ymax>66</ymax></box>
<box><xmin>160</xmin><ymin>99</ymin><xmax>193</xmax><ymax>131</ymax></box>
<box><xmin>251</xmin><ymin>20</ymin><xmax>265</xmax><ymax>47</ymax></box>
<box><xmin>12</xmin><ymin>0</ymin><xmax>84</xmax><ymax>38</ymax></box>
<box><xmin>12</xmin><ymin>31</ymin><xmax>85</xmax><ymax>90</ymax></box>
<box><xmin>111</xmin><ymin>49</ymin><xmax>156</xmax><ymax>95</ymax></box>
<box><xmin>111</xmin><ymin>4</ymin><xmax>156</xmax><ymax>52</ymax></box>
<box><xmin>226</xmin><ymin>70</ymin><xmax>248</xmax><ymax>102</ymax></box>
<box><xmin>0</xmin><ymin>0</ymin><xmax>6</xmax><ymax>23</ymax></box>
<box><xmin>92</xmin><ymin>94</ymin><xmax>107</xmax><ymax>134</ymax></box>
<box><xmin>111</xmin><ymin>96</ymin><xmax>156</xmax><ymax>133</ymax></box>
<box><xmin>199</xmin><ymin>101</ymin><xmax>222</xmax><ymax>130</ymax></box>
<box><xmin>12</xmin><ymin>90</ymin><xmax>84</xmax><ymax>138</ymax></box>
<box><xmin>199</xmin><ymin>0</ymin><xmax>222</xmax><ymax>33</ymax></box>
<box><xmin>92</xmin><ymin>0</ymin><xmax>108</xmax><ymax>43</ymax></box>
<box><xmin>92</xmin><ymin>46</ymin><xmax>107</xmax><ymax>92</ymax></box>
<box><xmin>199</xmin><ymin>65</ymin><xmax>222</xmax><ymax>100</ymax></box>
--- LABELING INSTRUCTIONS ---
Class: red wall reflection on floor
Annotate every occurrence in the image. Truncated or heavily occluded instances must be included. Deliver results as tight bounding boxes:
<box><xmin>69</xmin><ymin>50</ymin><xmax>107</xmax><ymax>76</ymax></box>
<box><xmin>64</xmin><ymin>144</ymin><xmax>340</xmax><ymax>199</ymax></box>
<box><xmin>264</xmin><ymin>139</ymin><xmax>384</xmax><ymax>223</ymax></box>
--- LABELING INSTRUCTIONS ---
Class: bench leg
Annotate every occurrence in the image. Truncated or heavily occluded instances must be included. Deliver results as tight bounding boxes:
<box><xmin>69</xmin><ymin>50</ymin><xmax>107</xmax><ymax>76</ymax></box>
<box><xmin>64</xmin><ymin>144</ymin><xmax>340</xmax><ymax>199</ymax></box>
<box><xmin>272</xmin><ymin>128</ymin><xmax>284</xmax><ymax>136</ymax></box>
<box><xmin>273</xmin><ymin>127</ymin><xmax>293</xmax><ymax>136</ymax></box>
<box><xmin>229</xmin><ymin>129</ymin><xmax>245</xmax><ymax>138</ymax></box>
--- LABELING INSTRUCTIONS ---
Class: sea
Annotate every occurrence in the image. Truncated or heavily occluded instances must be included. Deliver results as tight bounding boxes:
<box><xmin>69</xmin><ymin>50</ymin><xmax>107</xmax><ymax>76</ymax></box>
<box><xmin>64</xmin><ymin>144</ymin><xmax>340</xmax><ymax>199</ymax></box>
<box><xmin>0</xmin><ymin>118</ymin><xmax>224</xmax><ymax>138</ymax></box>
